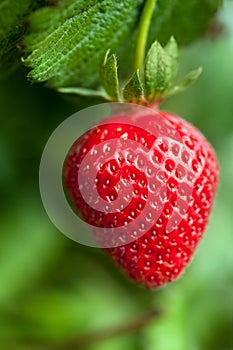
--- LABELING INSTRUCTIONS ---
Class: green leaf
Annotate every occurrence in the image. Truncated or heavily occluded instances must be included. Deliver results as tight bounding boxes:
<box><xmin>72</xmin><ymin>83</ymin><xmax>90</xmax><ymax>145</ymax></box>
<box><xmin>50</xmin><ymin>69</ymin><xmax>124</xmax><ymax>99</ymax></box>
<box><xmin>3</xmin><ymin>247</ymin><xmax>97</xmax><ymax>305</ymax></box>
<box><xmin>0</xmin><ymin>0</ymin><xmax>35</xmax><ymax>34</ymax></box>
<box><xmin>23</xmin><ymin>0</ymin><xmax>144</xmax><ymax>88</ymax></box>
<box><xmin>0</xmin><ymin>0</ymin><xmax>46</xmax><ymax>77</ymax></box>
<box><xmin>148</xmin><ymin>0</ymin><xmax>223</xmax><ymax>46</ymax></box>
<box><xmin>165</xmin><ymin>67</ymin><xmax>203</xmax><ymax>98</ymax></box>
<box><xmin>21</xmin><ymin>0</ymin><xmax>221</xmax><ymax>89</ymax></box>
<box><xmin>123</xmin><ymin>69</ymin><xmax>143</xmax><ymax>102</ymax></box>
<box><xmin>144</xmin><ymin>41</ymin><xmax>171</xmax><ymax>101</ymax></box>
<box><xmin>101</xmin><ymin>50</ymin><xmax>120</xmax><ymax>101</ymax></box>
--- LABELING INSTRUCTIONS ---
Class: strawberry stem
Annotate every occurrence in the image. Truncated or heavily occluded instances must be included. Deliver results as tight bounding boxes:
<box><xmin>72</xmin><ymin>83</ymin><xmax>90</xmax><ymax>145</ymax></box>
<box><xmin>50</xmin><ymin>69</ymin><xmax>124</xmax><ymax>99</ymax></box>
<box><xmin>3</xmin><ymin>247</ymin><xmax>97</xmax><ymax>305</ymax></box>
<box><xmin>134</xmin><ymin>0</ymin><xmax>158</xmax><ymax>71</ymax></box>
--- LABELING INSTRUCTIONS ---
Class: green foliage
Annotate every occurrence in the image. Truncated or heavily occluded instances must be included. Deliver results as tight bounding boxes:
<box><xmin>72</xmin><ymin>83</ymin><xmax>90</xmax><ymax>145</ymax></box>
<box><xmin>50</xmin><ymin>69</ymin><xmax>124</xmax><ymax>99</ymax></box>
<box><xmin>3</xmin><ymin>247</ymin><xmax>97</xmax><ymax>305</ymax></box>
<box><xmin>22</xmin><ymin>0</ymin><xmax>222</xmax><ymax>89</ymax></box>
<box><xmin>118</xmin><ymin>0</ymin><xmax>222</xmax><ymax>79</ymax></box>
<box><xmin>0</xmin><ymin>0</ymin><xmax>34</xmax><ymax>33</ymax></box>
<box><xmin>0</xmin><ymin>0</ymin><xmax>46</xmax><ymax>77</ymax></box>
<box><xmin>23</xmin><ymin>0</ymin><xmax>144</xmax><ymax>87</ymax></box>
<box><xmin>148</xmin><ymin>0</ymin><xmax>222</xmax><ymax>45</ymax></box>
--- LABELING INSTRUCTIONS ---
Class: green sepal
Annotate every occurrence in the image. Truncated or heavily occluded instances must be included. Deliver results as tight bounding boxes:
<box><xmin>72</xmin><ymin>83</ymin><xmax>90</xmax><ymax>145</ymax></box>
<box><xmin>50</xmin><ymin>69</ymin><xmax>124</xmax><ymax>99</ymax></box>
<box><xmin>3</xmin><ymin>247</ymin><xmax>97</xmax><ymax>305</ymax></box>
<box><xmin>144</xmin><ymin>40</ymin><xmax>172</xmax><ymax>101</ymax></box>
<box><xmin>57</xmin><ymin>87</ymin><xmax>109</xmax><ymax>100</ymax></box>
<box><xmin>123</xmin><ymin>70</ymin><xmax>143</xmax><ymax>102</ymax></box>
<box><xmin>144</xmin><ymin>37</ymin><xmax>180</xmax><ymax>102</ymax></box>
<box><xmin>164</xmin><ymin>36</ymin><xmax>179</xmax><ymax>82</ymax></box>
<box><xmin>101</xmin><ymin>50</ymin><xmax>120</xmax><ymax>101</ymax></box>
<box><xmin>165</xmin><ymin>67</ymin><xmax>203</xmax><ymax>98</ymax></box>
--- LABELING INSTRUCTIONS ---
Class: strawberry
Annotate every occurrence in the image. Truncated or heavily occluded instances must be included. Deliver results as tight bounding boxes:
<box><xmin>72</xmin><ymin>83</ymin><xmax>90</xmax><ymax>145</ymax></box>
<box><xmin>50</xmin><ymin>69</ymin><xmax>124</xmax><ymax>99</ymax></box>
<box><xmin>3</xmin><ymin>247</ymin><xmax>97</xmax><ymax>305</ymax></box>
<box><xmin>63</xmin><ymin>106</ymin><xmax>218</xmax><ymax>289</ymax></box>
<box><xmin>62</xmin><ymin>38</ymin><xmax>219</xmax><ymax>289</ymax></box>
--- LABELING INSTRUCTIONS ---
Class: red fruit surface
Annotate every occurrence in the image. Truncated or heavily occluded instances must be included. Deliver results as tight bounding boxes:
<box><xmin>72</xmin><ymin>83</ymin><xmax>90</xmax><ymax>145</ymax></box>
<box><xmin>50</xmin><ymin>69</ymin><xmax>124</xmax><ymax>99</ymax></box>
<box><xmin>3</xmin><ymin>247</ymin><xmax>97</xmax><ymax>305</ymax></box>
<box><xmin>63</xmin><ymin>107</ymin><xmax>218</xmax><ymax>289</ymax></box>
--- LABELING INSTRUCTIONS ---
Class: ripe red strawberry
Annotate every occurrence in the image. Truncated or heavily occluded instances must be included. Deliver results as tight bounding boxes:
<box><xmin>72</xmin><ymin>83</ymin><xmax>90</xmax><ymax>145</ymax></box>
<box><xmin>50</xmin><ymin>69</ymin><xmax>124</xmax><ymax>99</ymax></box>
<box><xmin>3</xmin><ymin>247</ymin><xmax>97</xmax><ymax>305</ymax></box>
<box><xmin>63</xmin><ymin>106</ymin><xmax>218</xmax><ymax>289</ymax></box>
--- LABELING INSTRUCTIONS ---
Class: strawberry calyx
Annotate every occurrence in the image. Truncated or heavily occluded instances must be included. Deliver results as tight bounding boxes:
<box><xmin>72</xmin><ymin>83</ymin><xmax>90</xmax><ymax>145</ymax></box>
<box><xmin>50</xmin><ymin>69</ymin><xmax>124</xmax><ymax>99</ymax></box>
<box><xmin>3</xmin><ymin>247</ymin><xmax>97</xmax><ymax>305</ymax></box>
<box><xmin>102</xmin><ymin>36</ymin><xmax>202</xmax><ymax>105</ymax></box>
<box><xmin>58</xmin><ymin>37</ymin><xmax>202</xmax><ymax>106</ymax></box>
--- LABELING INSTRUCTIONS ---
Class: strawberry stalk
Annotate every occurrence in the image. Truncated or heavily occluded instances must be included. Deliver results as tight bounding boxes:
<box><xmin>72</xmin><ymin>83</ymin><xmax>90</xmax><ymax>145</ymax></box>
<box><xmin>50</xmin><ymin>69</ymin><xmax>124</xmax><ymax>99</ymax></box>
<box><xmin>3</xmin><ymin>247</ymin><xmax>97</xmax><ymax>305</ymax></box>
<box><xmin>134</xmin><ymin>0</ymin><xmax>158</xmax><ymax>71</ymax></box>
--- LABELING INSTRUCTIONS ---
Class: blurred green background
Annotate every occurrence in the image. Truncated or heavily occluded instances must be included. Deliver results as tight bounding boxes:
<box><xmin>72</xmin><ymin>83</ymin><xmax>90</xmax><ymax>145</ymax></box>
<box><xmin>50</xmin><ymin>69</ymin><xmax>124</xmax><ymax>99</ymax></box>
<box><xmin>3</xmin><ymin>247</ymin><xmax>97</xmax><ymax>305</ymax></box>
<box><xmin>0</xmin><ymin>2</ymin><xmax>233</xmax><ymax>350</ymax></box>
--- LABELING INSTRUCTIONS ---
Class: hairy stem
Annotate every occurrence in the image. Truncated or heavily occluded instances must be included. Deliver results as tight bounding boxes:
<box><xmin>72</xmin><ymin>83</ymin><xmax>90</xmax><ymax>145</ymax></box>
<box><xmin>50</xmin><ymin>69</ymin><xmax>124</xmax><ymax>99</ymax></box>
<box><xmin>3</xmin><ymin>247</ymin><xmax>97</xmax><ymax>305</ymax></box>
<box><xmin>134</xmin><ymin>0</ymin><xmax>157</xmax><ymax>71</ymax></box>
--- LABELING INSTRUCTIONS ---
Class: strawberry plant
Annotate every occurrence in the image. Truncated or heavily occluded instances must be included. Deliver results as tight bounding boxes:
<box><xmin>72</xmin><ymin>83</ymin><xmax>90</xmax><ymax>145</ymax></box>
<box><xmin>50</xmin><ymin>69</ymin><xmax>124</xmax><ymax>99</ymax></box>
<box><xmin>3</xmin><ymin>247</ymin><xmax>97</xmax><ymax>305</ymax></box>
<box><xmin>1</xmin><ymin>0</ymin><xmax>221</xmax><ymax>288</ymax></box>
<box><xmin>62</xmin><ymin>36</ymin><xmax>219</xmax><ymax>289</ymax></box>
<box><xmin>0</xmin><ymin>0</ymin><xmax>229</xmax><ymax>349</ymax></box>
